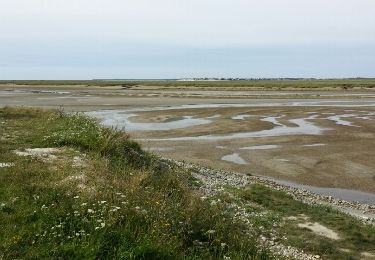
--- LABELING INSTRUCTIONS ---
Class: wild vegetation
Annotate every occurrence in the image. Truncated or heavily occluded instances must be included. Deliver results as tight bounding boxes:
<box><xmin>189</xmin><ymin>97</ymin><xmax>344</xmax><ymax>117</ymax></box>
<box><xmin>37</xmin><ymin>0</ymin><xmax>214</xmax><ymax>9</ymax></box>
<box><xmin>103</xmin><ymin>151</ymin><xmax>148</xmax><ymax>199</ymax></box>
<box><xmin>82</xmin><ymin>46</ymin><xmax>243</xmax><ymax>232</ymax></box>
<box><xmin>228</xmin><ymin>185</ymin><xmax>375</xmax><ymax>259</ymax></box>
<box><xmin>1</xmin><ymin>79</ymin><xmax>375</xmax><ymax>89</ymax></box>
<box><xmin>1</xmin><ymin>107</ymin><xmax>375</xmax><ymax>259</ymax></box>
<box><xmin>0</xmin><ymin>107</ymin><xmax>268</xmax><ymax>259</ymax></box>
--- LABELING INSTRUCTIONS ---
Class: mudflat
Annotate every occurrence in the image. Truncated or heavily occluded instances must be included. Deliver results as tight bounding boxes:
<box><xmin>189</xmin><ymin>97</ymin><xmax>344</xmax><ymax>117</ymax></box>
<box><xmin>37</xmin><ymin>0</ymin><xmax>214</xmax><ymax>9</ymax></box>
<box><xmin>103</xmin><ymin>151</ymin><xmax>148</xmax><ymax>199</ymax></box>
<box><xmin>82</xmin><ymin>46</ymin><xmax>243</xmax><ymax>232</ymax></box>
<box><xmin>1</xmin><ymin>84</ymin><xmax>375</xmax><ymax>198</ymax></box>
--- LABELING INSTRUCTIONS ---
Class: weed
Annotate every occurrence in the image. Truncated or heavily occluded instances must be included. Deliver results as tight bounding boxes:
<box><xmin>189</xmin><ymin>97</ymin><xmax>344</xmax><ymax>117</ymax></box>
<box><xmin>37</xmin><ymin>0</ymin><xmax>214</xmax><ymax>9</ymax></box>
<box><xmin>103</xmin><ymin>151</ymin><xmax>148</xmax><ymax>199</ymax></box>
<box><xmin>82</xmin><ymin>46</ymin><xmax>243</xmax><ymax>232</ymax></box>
<box><xmin>0</xmin><ymin>108</ymin><xmax>268</xmax><ymax>259</ymax></box>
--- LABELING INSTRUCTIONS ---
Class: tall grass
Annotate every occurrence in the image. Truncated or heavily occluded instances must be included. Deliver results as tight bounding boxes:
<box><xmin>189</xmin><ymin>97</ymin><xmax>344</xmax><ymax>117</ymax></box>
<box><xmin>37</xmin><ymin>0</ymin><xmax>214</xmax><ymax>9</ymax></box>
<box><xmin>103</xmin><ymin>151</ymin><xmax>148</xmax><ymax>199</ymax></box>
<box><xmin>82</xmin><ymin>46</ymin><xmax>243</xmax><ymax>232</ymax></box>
<box><xmin>0</xmin><ymin>107</ymin><xmax>269</xmax><ymax>259</ymax></box>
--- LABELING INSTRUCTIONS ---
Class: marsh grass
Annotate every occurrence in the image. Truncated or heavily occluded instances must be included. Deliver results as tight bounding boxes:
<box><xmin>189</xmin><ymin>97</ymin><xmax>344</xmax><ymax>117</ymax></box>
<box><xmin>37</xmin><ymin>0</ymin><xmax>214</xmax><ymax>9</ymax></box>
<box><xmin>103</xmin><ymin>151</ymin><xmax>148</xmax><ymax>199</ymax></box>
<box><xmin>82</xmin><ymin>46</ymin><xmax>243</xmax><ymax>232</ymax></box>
<box><xmin>1</xmin><ymin>79</ymin><xmax>375</xmax><ymax>89</ymax></box>
<box><xmin>234</xmin><ymin>184</ymin><xmax>375</xmax><ymax>259</ymax></box>
<box><xmin>0</xmin><ymin>107</ymin><xmax>269</xmax><ymax>259</ymax></box>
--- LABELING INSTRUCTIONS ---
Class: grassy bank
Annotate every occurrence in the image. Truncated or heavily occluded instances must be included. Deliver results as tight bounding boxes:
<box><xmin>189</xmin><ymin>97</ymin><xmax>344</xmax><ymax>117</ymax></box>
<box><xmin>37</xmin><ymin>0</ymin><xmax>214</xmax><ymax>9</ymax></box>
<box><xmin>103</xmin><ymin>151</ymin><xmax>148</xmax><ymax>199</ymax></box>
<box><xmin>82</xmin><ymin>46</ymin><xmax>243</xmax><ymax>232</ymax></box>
<box><xmin>1</xmin><ymin>79</ymin><xmax>375</xmax><ymax>89</ymax></box>
<box><xmin>230</xmin><ymin>185</ymin><xmax>375</xmax><ymax>258</ymax></box>
<box><xmin>0</xmin><ymin>107</ymin><xmax>268</xmax><ymax>259</ymax></box>
<box><xmin>1</xmin><ymin>107</ymin><xmax>375</xmax><ymax>259</ymax></box>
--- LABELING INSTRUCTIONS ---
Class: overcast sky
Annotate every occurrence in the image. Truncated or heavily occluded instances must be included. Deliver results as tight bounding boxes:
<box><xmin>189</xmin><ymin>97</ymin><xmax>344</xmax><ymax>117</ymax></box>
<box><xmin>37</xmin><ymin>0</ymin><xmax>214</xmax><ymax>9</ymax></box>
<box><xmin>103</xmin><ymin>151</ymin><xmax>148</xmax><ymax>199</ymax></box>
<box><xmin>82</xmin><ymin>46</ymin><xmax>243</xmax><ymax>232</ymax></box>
<box><xmin>1</xmin><ymin>0</ymin><xmax>374</xmax><ymax>79</ymax></box>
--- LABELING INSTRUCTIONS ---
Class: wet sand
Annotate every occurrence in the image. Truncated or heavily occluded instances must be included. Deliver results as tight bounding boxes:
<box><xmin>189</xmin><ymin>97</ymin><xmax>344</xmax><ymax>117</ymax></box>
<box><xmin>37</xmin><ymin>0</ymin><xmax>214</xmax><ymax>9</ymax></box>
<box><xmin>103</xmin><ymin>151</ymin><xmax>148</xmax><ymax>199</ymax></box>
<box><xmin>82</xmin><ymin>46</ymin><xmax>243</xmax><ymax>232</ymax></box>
<box><xmin>1</xmin><ymin>84</ymin><xmax>375</xmax><ymax>203</ymax></box>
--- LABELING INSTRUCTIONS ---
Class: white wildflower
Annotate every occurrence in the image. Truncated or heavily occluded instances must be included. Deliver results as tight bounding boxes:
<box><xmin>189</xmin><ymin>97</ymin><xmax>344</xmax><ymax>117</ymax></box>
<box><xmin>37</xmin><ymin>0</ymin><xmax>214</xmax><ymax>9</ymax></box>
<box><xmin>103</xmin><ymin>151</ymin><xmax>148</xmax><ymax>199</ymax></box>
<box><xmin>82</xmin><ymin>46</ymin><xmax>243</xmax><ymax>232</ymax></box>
<box><xmin>206</xmin><ymin>230</ymin><xmax>216</xmax><ymax>235</ymax></box>
<box><xmin>110</xmin><ymin>206</ymin><xmax>121</xmax><ymax>212</ymax></box>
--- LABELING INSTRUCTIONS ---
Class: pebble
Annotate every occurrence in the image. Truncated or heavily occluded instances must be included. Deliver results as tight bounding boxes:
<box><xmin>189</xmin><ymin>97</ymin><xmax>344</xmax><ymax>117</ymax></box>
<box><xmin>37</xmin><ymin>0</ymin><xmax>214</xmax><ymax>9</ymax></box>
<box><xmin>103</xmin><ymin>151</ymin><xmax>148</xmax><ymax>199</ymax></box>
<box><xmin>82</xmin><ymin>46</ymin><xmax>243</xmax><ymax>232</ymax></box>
<box><xmin>159</xmin><ymin>157</ymin><xmax>375</xmax><ymax>259</ymax></box>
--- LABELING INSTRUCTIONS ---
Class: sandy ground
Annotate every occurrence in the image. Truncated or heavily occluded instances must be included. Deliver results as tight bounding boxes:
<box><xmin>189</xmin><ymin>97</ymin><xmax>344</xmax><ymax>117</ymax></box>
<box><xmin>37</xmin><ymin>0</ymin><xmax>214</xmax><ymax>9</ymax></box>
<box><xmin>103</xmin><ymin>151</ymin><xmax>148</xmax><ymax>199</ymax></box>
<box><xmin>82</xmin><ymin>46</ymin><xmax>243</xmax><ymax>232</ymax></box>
<box><xmin>123</xmin><ymin>106</ymin><xmax>375</xmax><ymax>194</ymax></box>
<box><xmin>1</xmin><ymin>84</ymin><xmax>375</xmax><ymax>201</ymax></box>
<box><xmin>1</xmin><ymin>84</ymin><xmax>375</xmax><ymax>111</ymax></box>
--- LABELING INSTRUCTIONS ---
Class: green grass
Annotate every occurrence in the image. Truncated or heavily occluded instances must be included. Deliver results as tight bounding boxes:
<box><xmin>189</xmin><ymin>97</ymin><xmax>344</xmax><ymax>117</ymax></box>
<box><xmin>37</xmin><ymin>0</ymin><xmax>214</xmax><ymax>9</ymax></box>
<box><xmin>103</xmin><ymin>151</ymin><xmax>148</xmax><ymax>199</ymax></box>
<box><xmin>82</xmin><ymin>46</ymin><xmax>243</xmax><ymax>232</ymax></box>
<box><xmin>0</xmin><ymin>107</ymin><xmax>269</xmax><ymax>259</ymax></box>
<box><xmin>2</xmin><ymin>107</ymin><xmax>374</xmax><ymax>260</ymax></box>
<box><xmin>234</xmin><ymin>184</ymin><xmax>375</xmax><ymax>259</ymax></box>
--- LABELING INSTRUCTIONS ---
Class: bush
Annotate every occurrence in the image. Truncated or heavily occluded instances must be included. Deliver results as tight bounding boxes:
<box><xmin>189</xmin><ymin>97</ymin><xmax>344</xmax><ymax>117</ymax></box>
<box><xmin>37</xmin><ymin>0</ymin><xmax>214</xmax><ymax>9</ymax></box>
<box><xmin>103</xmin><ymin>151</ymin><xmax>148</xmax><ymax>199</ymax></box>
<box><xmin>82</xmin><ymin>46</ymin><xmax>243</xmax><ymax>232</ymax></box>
<box><xmin>43</xmin><ymin>113</ymin><xmax>103</xmax><ymax>150</ymax></box>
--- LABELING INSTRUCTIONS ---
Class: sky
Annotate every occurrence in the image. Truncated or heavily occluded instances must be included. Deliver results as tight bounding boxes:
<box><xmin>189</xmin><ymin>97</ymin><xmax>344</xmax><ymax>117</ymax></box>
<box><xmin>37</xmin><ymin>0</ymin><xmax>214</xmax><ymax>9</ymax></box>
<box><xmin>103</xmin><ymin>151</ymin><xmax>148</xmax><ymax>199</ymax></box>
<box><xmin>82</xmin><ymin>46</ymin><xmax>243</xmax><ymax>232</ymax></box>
<box><xmin>0</xmin><ymin>0</ymin><xmax>374</xmax><ymax>79</ymax></box>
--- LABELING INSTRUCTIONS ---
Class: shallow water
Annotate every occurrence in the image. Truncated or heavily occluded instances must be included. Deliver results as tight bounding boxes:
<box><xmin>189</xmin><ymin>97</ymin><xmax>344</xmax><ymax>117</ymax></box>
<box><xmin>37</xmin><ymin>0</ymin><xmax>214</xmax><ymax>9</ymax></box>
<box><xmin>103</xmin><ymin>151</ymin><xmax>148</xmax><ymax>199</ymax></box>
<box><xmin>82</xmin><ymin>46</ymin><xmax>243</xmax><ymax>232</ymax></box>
<box><xmin>86</xmin><ymin>111</ymin><xmax>212</xmax><ymax>131</ymax></box>
<box><xmin>86</xmin><ymin>103</ymin><xmax>374</xmax><ymax>135</ymax></box>
<box><xmin>240</xmin><ymin>145</ymin><xmax>280</xmax><ymax>150</ymax></box>
<box><xmin>86</xmin><ymin>101</ymin><xmax>375</xmax><ymax>115</ymax></box>
<box><xmin>206</xmin><ymin>114</ymin><xmax>221</xmax><ymax>119</ymax></box>
<box><xmin>221</xmin><ymin>153</ymin><xmax>248</xmax><ymax>165</ymax></box>
<box><xmin>268</xmin><ymin>178</ymin><xmax>375</xmax><ymax>205</ymax></box>
<box><xmin>326</xmin><ymin>114</ymin><xmax>360</xmax><ymax>127</ymax></box>
<box><xmin>231</xmin><ymin>114</ymin><xmax>253</xmax><ymax>120</ymax></box>
<box><xmin>85</xmin><ymin>106</ymin><xmax>375</xmax><ymax>203</ymax></box>
<box><xmin>153</xmin><ymin>101</ymin><xmax>375</xmax><ymax>110</ymax></box>
<box><xmin>87</xmin><ymin>110</ymin><xmax>329</xmax><ymax>138</ymax></box>
<box><xmin>303</xmin><ymin>143</ymin><xmax>326</xmax><ymax>147</ymax></box>
<box><xmin>260</xmin><ymin>116</ymin><xmax>284</xmax><ymax>126</ymax></box>
<box><xmin>147</xmin><ymin>116</ymin><xmax>330</xmax><ymax>141</ymax></box>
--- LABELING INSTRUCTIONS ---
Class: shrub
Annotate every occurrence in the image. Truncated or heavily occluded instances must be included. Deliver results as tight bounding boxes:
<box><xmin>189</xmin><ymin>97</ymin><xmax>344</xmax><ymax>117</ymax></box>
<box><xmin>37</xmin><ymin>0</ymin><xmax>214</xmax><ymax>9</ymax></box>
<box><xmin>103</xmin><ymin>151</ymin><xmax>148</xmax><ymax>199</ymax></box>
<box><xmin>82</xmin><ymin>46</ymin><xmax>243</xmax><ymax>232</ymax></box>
<box><xmin>43</xmin><ymin>113</ymin><xmax>103</xmax><ymax>150</ymax></box>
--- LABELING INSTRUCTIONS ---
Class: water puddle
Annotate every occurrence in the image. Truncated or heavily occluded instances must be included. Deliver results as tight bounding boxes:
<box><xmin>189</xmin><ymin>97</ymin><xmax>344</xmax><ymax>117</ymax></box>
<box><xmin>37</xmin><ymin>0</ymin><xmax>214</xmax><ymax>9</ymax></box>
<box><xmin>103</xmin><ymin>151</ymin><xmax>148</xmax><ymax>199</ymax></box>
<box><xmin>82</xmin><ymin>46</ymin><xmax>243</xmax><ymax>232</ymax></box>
<box><xmin>240</xmin><ymin>145</ymin><xmax>280</xmax><ymax>150</ymax></box>
<box><xmin>221</xmin><ymin>153</ymin><xmax>248</xmax><ymax>165</ymax></box>
<box><xmin>326</xmin><ymin>114</ymin><xmax>360</xmax><ymax>127</ymax></box>
<box><xmin>303</xmin><ymin>143</ymin><xmax>326</xmax><ymax>147</ymax></box>
<box><xmin>260</xmin><ymin>116</ymin><xmax>284</xmax><ymax>126</ymax></box>
<box><xmin>206</xmin><ymin>114</ymin><xmax>221</xmax><ymax>119</ymax></box>
<box><xmin>88</xmin><ymin>101</ymin><xmax>375</xmax><ymax>116</ymax></box>
<box><xmin>147</xmin><ymin>116</ymin><xmax>330</xmax><ymax>141</ymax></box>
<box><xmin>232</xmin><ymin>114</ymin><xmax>253</xmax><ymax>120</ymax></box>
<box><xmin>268</xmin><ymin>178</ymin><xmax>375</xmax><ymax>205</ymax></box>
<box><xmin>86</xmin><ymin>111</ymin><xmax>212</xmax><ymax>131</ymax></box>
<box><xmin>289</xmin><ymin>101</ymin><xmax>375</xmax><ymax>107</ymax></box>
<box><xmin>356</xmin><ymin>116</ymin><xmax>370</xmax><ymax>120</ymax></box>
